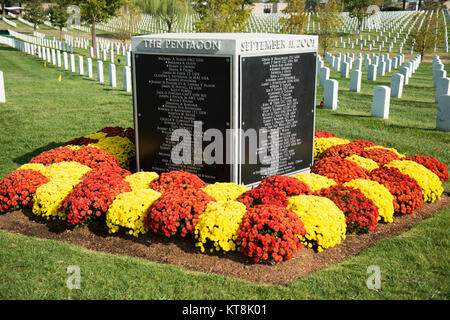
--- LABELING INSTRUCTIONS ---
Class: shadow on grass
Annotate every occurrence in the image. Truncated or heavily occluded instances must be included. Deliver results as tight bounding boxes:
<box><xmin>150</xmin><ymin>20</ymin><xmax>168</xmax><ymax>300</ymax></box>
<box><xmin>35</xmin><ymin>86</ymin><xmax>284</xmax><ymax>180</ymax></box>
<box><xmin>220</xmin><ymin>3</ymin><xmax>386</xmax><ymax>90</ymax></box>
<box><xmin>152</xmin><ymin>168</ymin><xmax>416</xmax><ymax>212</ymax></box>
<box><xmin>12</xmin><ymin>142</ymin><xmax>63</xmax><ymax>165</ymax></box>
<box><xmin>0</xmin><ymin>46</ymin><xmax>17</xmax><ymax>52</ymax></box>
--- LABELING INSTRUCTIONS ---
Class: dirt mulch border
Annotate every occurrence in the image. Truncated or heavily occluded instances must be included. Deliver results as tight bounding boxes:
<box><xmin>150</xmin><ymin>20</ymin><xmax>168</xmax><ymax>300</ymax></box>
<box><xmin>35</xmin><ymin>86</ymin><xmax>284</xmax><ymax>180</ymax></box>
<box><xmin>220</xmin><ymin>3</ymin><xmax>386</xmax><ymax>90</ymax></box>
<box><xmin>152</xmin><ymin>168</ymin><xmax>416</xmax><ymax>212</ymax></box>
<box><xmin>0</xmin><ymin>192</ymin><xmax>449</xmax><ymax>285</ymax></box>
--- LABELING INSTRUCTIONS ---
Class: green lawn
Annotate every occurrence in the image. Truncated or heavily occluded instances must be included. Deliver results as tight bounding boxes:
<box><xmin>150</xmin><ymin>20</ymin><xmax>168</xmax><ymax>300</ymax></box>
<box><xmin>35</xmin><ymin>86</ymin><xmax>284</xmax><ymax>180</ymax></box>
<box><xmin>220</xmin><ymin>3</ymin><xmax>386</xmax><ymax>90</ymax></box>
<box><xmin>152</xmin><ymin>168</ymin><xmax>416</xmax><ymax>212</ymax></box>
<box><xmin>0</xmin><ymin>37</ymin><xmax>449</xmax><ymax>299</ymax></box>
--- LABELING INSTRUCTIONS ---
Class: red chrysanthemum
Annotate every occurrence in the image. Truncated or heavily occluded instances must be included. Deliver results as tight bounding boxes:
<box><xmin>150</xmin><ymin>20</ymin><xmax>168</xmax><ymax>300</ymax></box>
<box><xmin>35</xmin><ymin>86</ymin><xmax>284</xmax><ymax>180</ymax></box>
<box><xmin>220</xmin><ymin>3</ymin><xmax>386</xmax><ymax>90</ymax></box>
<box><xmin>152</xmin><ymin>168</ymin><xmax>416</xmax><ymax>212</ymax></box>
<box><xmin>150</xmin><ymin>170</ymin><xmax>206</xmax><ymax>193</ymax></box>
<box><xmin>404</xmin><ymin>155</ymin><xmax>449</xmax><ymax>182</ymax></box>
<box><xmin>370</xmin><ymin>167</ymin><xmax>424</xmax><ymax>215</ymax></box>
<box><xmin>311</xmin><ymin>156</ymin><xmax>369</xmax><ymax>184</ymax></box>
<box><xmin>145</xmin><ymin>188</ymin><xmax>215</xmax><ymax>238</ymax></box>
<box><xmin>315</xmin><ymin>185</ymin><xmax>379</xmax><ymax>233</ymax></box>
<box><xmin>236</xmin><ymin>188</ymin><xmax>288</xmax><ymax>208</ymax></box>
<box><xmin>98</xmin><ymin>126</ymin><xmax>126</xmax><ymax>137</ymax></box>
<box><xmin>62</xmin><ymin>167</ymin><xmax>132</xmax><ymax>226</ymax></box>
<box><xmin>256</xmin><ymin>175</ymin><xmax>312</xmax><ymax>197</ymax></box>
<box><xmin>314</xmin><ymin>130</ymin><xmax>336</xmax><ymax>138</ymax></box>
<box><xmin>359</xmin><ymin>148</ymin><xmax>400</xmax><ymax>166</ymax></box>
<box><xmin>318</xmin><ymin>143</ymin><xmax>364</xmax><ymax>160</ymax></box>
<box><xmin>0</xmin><ymin>169</ymin><xmax>50</xmax><ymax>213</ymax></box>
<box><xmin>73</xmin><ymin>146</ymin><xmax>120</xmax><ymax>170</ymax></box>
<box><xmin>350</xmin><ymin>140</ymin><xmax>378</xmax><ymax>148</ymax></box>
<box><xmin>236</xmin><ymin>204</ymin><xmax>306</xmax><ymax>263</ymax></box>
<box><xmin>29</xmin><ymin>147</ymin><xmax>76</xmax><ymax>165</ymax></box>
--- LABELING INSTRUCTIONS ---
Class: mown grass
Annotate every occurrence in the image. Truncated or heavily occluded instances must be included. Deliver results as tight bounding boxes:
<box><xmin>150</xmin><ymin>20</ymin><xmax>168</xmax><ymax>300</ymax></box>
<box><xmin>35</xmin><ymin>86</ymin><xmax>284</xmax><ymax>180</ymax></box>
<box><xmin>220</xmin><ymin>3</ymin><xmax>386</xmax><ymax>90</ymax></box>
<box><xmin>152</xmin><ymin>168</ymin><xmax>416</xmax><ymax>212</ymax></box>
<box><xmin>0</xmin><ymin>33</ymin><xmax>449</xmax><ymax>299</ymax></box>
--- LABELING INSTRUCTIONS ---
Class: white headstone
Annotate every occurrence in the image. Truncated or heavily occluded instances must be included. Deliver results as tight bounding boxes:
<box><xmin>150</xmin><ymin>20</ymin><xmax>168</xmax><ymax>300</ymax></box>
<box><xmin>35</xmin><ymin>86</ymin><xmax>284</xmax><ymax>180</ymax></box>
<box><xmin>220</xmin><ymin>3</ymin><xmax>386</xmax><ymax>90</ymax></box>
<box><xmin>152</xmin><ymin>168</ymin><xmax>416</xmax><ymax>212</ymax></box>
<box><xmin>70</xmin><ymin>54</ymin><xmax>76</xmax><ymax>73</ymax></box>
<box><xmin>123</xmin><ymin>66</ymin><xmax>131</xmax><ymax>92</ymax></box>
<box><xmin>436</xmin><ymin>77</ymin><xmax>450</xmax><ymax>103</ymax></box>
<box><xmin>0</xmin><ymin>70</ymin><xmax>5</xmax><ymax>103</ymax></box>
<box><xmin>63</xmin><ymin>52</ymin><xmax>68</xmax><ymax>70</ymax></box>
<box><xmin>399</xmin><ymin>67</ymin><xmax>409</xmax><ymax>85</ymax></box>
<box><xmin>109</xmin><ymin>63</ymin><xmax>116</xmax><ymax>87</ymax></box>
<box><xmin>56</xmin><ymin>50</ymin><xmax>61</xmax><ymax>68</ymax></box>
<box><xmin>350</xmin><ymin>69</ymin><xmax>361</xmax><ymax>92</ymax></box>
<box><xmin>436</xmin><ymin>95</ymin><xmax>450</xmax><ymax>132</ymax></box>
<box><xmin>372</xmin><ymin>86</ymin><xmax>391</xmax><ymax>119</ymax></box>
<box><xmin>324</xmin><ymin>79</ymin><xmax>338</xmax><ymax>110</ymax></box>
<box><xmin>390</xmin><ymin>73</ymin><xmax>404</xmax><ymax>98</ymax></box>
<box><xmin>368</xmin><ymin>64</ymin><xmax>377</xmax><ymax>81</ymax></box>
<box><xmin>341</xmin><ymin>62</ymin><xmax>349</xmax><ymax>78</ymax></box>
<box><xmin>51</xmin><ymin>49</ymin><xmax>56</xmax><ymax>65</ymax></box>
<box><xmin>434</xmin><ymin>70</ymin><xmax>447</xmax><ymax>88</ymax></box>
<box><xmin>126</xmin><ymin>51</ymin><xmax>131</xmax><ymax>67</ymax></box>
<box><xmin>319</xmin><ymin>67</ymin><xmax>330</xmax><ymax>87</ymax></box>
<box><xmin>378</xmin><ymin>61</ymin><xmax>386</xmax><ymax>76</ymax></box>
<box><xmin>87</xmin><ymin>58</ymin><xmax>93</xmax><ymax>78</ymax></box>
<box><xmin>110</xmin><ymin>49</ymin><xmax>114</xmax><ymax>63</ymax></box>
<box><xmin>78</xmin><ymin>56</ymin><xmax>84</xmax><ymax>75</ymax></box>
<box><xmin>97</xmin><ymin>60</ymin><xmax>104</xmax><ymax>83</ymax></box>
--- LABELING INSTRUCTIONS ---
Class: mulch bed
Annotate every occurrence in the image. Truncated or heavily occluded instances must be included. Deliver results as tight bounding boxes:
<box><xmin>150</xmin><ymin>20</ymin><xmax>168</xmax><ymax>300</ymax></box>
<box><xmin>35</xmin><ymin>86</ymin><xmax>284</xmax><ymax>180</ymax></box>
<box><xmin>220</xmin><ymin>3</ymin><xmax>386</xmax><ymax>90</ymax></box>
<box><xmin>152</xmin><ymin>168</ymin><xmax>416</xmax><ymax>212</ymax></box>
<box><xmin>0</xmin><ymin>192</ymin><xmax>449</xmax><ymax>285</ymax></box>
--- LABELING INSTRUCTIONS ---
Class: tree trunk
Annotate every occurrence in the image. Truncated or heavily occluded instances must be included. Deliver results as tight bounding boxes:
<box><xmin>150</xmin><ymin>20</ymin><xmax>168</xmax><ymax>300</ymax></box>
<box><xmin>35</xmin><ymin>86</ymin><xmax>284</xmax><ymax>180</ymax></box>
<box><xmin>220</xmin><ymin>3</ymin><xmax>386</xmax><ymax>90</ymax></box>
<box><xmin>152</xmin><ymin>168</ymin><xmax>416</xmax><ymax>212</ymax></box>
<box><xmin>403</xmin><ymin>0</ymin><xmax>406</xmax><ymax>10</ymax></box>
<box><xmin>60</xmin><ymin>27</ymin><xmax>63</xmax><ymax>40</ymax></box>
<box><xmin>91</xmin><ymin>17</ymin><xmax>97</xmax><ymax>57</ymax></box>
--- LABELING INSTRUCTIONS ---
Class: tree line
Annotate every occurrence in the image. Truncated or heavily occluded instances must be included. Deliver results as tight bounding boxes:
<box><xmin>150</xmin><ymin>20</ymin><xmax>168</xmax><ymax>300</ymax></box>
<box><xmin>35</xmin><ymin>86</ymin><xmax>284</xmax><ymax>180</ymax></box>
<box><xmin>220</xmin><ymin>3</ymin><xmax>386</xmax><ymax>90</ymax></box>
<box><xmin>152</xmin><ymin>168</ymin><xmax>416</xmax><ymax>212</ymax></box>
<box><xmin>2</xmin><ymin>0</ymin><xmax>446</xmax><ymax>59</ymax></box>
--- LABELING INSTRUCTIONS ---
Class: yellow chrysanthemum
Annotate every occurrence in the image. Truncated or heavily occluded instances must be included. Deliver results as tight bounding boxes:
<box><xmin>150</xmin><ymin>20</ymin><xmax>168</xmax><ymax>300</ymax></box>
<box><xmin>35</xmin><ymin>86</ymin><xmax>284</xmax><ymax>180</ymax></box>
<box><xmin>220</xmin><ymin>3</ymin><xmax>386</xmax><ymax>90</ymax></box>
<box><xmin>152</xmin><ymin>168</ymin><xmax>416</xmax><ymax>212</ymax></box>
<box><xmin>17</xmin><ymin>163</ymin><xmax>49</xmax><ymax>177</ymax></box>
<box><xmin>89</xmin><ymin>136</ymin><xmax>135</xmax><ymax>170</ymax></box>
<box><xmin>287</xmin><ymin>195</ymin><xmax>346</xmax><ymax>252</ymax></box>
<box><xmin>344</xmin><ymin>179</ymin><xmax>394</xmax><ymax>223</ymax></box>
<box><xmin>194</xmin><ymin>200</ymin><xmax>247</xmax><ymax>253</ymax></box>
<box><xmin>44</xmin><ymin>161</ymin><xmax>91</xmax><ymax>181</ymax></box>
<box><xmin>385</xmin><ymin>160</ymin><xmax>443</xmax><ymax>203</ymax></box>
<box><xmin>106</xmin><ymin>189</ymin><xmax>161</xmax><ymax>237</ymax></box>
<box><xmin>124</xmin><ymin>172</ymin><xmax>159</xmax><ymax>191</ymax></box>
<box><xmin>32</xmin><ymin>179</ymin><xmax>80</xmax><ymax>220</ymax></box>
<box><xmin>345</xmin><ymin>155</ymin><xmax>379</xmax><ymax>171</ymax></box>
<box><xmin>201</xmin><ymin>183</ymin><xmax>248</xmax><ymax>201</ymax></box>
<box><xmin>84</xmin><ymin>132</ymin><xmax>108</xmax><ymax>140</ymax></box>
<box><xmin>291</xmin><ymin>172</ymin><xmax>337</xmax><ymax>192</ymax></box>
<box><xmin>64</xmin><ymin>145</ymin><xmax>83</xmax><ymax>150</ymax></box>
<box><xmin>314</xmin><ymin>137</ymin><xmax>350</xmax><ymax>160</ymax></box>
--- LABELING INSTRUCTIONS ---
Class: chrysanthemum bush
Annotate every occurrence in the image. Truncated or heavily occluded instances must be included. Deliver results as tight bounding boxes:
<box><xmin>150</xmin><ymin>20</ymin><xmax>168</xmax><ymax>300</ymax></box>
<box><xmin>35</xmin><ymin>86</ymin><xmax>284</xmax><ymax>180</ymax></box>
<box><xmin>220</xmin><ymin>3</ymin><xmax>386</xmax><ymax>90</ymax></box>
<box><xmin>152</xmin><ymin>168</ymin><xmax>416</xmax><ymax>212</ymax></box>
<box><xmin>201</xmin><ymin>183</ymin><xmax>247</xmax><ymax>201</ymax></box>
<box><xmin>124</xmin><ymin>172</ymin><xmax>159</xmax><ymax>191</ymax></box>
<box><xmin>106</xmin><ymin>189</ymin><xmax>161</xmax><ymax>237</ymax></box>
<box><xmin>145</xmin><ymin>188</ymin><xmax>215</xmax><ymax>238</ymax></box>
<box><xmin>369</xmin><ymin>167</ymin><xmax>423</xmax><ymax>215</ymax></box>
<box><xmin>344</xmin><ymin>179</ymin><xmax>395</xmax><ymax>223</ymax></box>
<box><xmin>194</xmin><ymin>200</ymin><xmax>247</xmax><ymax>253</ymax></box>
<box><xmin>0</xmin><ymin>126</ymin><xmax>447</xmax><ymax>264</ymax></box>
<box><xmin>256</xmin><ymin>175</ymin><xmax>312</xmax><ymax>197</ymax></box>
<box><xmin>313</xmin><ymin>137</ymin><xmax>350</xmax><ymax>160</ymax></box>
<box><xmin>150</xmin><ymin>170</ymin><xmax>207</xmax><ymax>193</ymax></box>
<box><xmin>61</xmin><ymin>167</ymin><xmax>132</xmax><ymax>226</ymax></box>
<box><xmin>0</xmin><ymin>169</ymin><xmax>50</xmax><ymax>213</ymax></box>
<box><xmin>236</xmin><ymin>187</ymin><xmax>288</xmax><ymax>208</ymax></box>
<box><xmin>311</xmin><ymin>156</ymin><xmax>369</xmax><ymax>184</ymax></box>
<box><xmin>287</xmin><ymin>195</ymin><xmax>347</xmax><ymax>252</ymax></box>
<box><xmin>404</xmin><ymin>155</ymin><xmax>449</xmax><ymax>183</ymax></box>
<box><xmin>291</xmin><ymin>173</ymin><xmax>337</xmax><ymax>192</ymax></box>
<box><xmin>236</xmin><ymin>205</ymin><xmax>306</xmax><ymax>263</ymax></box>
<box><xmin>315</xmin><ymin>185</ymin><xmax>379</xmax><ymax>234</ymax></box>
<box><xmin>385</xmin><ymin>160</ymin><xmax>444</xmax><ymax>203</ymax></box>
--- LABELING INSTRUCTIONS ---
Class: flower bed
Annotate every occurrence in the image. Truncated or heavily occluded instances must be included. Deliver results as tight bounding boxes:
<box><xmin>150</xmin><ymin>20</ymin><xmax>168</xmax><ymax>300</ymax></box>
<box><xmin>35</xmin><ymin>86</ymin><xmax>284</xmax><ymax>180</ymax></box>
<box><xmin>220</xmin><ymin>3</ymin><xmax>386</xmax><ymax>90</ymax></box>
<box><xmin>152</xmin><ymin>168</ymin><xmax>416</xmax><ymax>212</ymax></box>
<box><xmin>0</xmin><ymin>127</ymin><xmax>447</xmax><ymax>264</ymax></box>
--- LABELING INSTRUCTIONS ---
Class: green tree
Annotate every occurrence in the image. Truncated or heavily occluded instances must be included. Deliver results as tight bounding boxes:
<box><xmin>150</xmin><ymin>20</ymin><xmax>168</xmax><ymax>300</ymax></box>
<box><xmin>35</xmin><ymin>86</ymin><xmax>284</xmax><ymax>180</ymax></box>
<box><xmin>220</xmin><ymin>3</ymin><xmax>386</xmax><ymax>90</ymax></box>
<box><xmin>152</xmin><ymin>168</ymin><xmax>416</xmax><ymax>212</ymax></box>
<box><xmin>23</xmin><ymin>0</ymin><xmax>47</xmax><ymax>30</ymax></box>
<box><xmin>408</xmin><ymin>5</ymin><xmax>444</xmax><ymax>60</ymax></box>
<box><xmin>116</xmin><ymin>0</ymin><xmax>142</xmax><ymax>43</ymax></box>
<box><xmin>279</xmin><ymin>0</ymin><xmax>308</xmax><ymax>34</ymax></box>
<box><xmin>314</xmin><ymin>0</ymin><xmax>342</xmax><ymax>56</ymax></box>
<box><xmin>78</xmin><ymin>0</ymin><xmax>123</xmax><ymax>56</ymax></box>
<box><xmin>194</xmin><ymin>0</ymin><xmax>251</xmax><ymax>33</ymax></box>
<box><xmin>48</xmin><ymin>0</ymin><xmax>70</xmax><ymax>39</ymax></box>
<box><xmin>343</xmin><ymin>0</ymin><xmax>371</xmax><ymax>34</ymax></box>
<box><xmin>138</xmin><ymin>0</ymin><xmax>191</xmax><ymax>33</ymax></box>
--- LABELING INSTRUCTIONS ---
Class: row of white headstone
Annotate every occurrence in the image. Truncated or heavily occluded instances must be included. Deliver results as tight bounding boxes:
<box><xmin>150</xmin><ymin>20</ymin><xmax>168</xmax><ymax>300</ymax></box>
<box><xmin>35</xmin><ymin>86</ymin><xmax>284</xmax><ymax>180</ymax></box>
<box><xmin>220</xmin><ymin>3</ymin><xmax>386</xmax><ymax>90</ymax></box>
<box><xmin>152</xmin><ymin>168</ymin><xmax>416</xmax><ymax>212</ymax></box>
<box><xmin>434</xmin><ymin>56</ymin><xmax>450</xmax><ymax>132</ymax></box>
<box><xmin>318</xmin><ymin>53</ymin><xmax>422</xmax><ymax>119</ymax></box>
<box><xmin>8</xmin><ymin>38</ymin><xmax>133</xmax><ymax>93</ymax></box>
